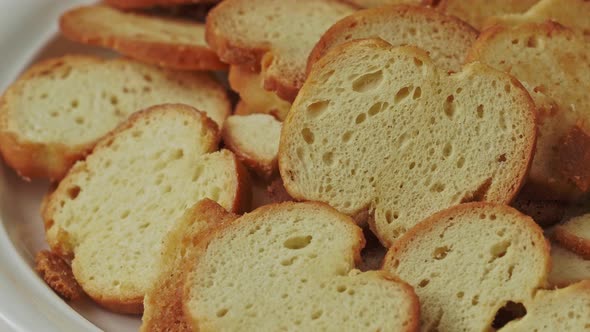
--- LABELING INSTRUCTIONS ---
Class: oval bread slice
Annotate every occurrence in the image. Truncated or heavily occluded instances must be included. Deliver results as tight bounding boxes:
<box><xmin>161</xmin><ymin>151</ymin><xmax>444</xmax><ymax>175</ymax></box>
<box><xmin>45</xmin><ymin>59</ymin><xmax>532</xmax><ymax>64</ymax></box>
<box><xmin>182</xmin><ymin>202</ymin><xmax>419</xmax><ymax>331</ymax></box>
<box><xmin>466</xmin><ymin>22</ymin><xmax>590</xmax><ymax>200</ymax></box>
<box><xmin>548</xmin><ymin>244</ymin><xmax>590</xmax><ymax>287</ymax></box>
<box><xmin>60</xmin><ymin>5</ymin><xmax>226</xmax><ymax>70</ymax></box>
<box><xmin>222</xmin><ymin>114</ymin><xmax>282</xmax><ymax>179</ymax></box>
<box><xmin>205</xmin><ymin>0</ymin><xmax>356</xmax><ymax>102</ymax></box>
<box><xmin>383</xmin><ymin>203</ymin><xmax>550</xmax><ymax>332</ymax></box>
<box><xmin>308</xmin><ymin>5</ymin><xmax>478</xmax><ymax>73</ymax></box>
<box><xmin>344</xmin><ymin>0</ymin><xmax>427</xmax><ymax>8</ymax></box>
<box><xmin>0</xmin><ymin>55</ymin><xmax>230</xmax><ymax>180</ymax></box>
<box><xmin>500</xmin><ymin>280</ymin><xmax>590</xmax><ymax>331</ymax></box>
<box><xmin>483</xmin><ymin>0</ymin><xmax>590</xmax><ymax>35</ymax></box>
<box><xmin>437</xmin><ymin>0</ymin><xmax>538</xmax><ymax>29</ymax></box>
<box><xmin>554</xmin><ymin>213</ymin><xmax>590</xmax><ymax>259</ymax></box>
<box><xmin>42</xmin><ymin>104</ymin><xmax>250</xmax><ymax>314</ymax></box>
<box><xmin>105</xmin><ymin>0</ymin><xmax>220</xmax><ymax>9</ymax></box>
<box><xmin>280</xmin><ymin>39</ymin><xmax>536</xmax><ymax>246</ymax></box>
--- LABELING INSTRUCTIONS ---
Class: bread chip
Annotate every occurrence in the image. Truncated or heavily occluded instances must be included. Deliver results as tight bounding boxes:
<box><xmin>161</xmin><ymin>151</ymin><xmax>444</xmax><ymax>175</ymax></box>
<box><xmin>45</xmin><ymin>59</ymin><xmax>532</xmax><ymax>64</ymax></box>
<box><xmin>554</xmin><ymin>213</ymin><xmax>590</xmax><ymax>259</ymax></box>
<box><xmin>205</xmin><ymin>0</ymin><xmax>356</xmax><ymax>102</ymax></box>
<box><xmin>35</xmin><ymin>250</ymin><xmax>84</xmax><ymax>301</ymax></box>
<box><xmin>548</xmin><ymin>244</ymin><xmax>590</xmax><ymax>287</ymax></box>
<box><xmin>42</xmin><ymin>104</ymin><xmax>250</xmax><ymax>314</ymax></box>
<box><xmin>222</xmin><ymin>114</ymin><xmax>281</xmax><ymax>179</ymax></box>
<box><xmin>500</xmin><ymin>280</ymin><xmax>590</xmax><ymax>331</ymax></box>
<box><xmin>0</xmin><ymin>55</ymin><xmax>230</xmax><ymax>180</ymax></box>
<box><xmin>466</xmin><ymin>22</ymin><xmax>590</xmax><ymax>200</ymax></box>
<box><xmin>484</xmin><ymin>0</ymin><xmax>590</xmax><ymax>35</ymax></box>
<box><xmin>60</xmin><ymin>5</ymin><xmax>226</xmax><ymax>70</ymax></box>
<box><xmin>383</xmin><ymin>203</ymin><xmax>550</xmax><ymax>331</ymax></box>
<box><xmin>141</xmin><ymin>199</ymin><xmax>237</xmax><ymax>332</ymax></box>
<box><xmin>437</xmin><ymin>0</ymin><xmax>538</xmax><ymax>29</ymax></box>
<box><xmin>180</xmin><ymin>202</ymin><xmax>419</xmax><ymax>331</ymax></box>
<box><xmin>308</xmin><ymin>4</ymin><xmax>478</xmax><ymax>73</ymax></box>
<box><xmin>280</xmin><ymin>39</ymin><xmax>536</xmax><ymax>246</ymax></box>
<box><xmin>105</xmin><ymin>0</ymin><xmax>220</xmax><ymax>10</ymax></box>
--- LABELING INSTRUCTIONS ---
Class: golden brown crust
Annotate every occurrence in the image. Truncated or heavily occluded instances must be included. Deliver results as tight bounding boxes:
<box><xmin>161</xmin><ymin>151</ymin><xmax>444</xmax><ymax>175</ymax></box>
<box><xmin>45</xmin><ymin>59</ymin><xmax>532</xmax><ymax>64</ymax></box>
<box><xmin>141</xmin><ymin>199</ymin><xmax>237</xmax><ymax>332</ymax></box>
<box><xmin>227</xmin><ymin>150</ymin><xmax>253</xmax><ymax>213</ymax></box>
<box><xmin>554</xmin><ymin>226</ymin><xmax>590</xmax><ymax>260</ymax></box>
<box><xmin>105</xmin><ymin>0</ymin><xmax>220</xmax><ymax>9</ymax></box>
<box><xmin>35</xmin><ymin>250</ymin><xmax>84</xmax><ymax>301</ymax></box>
<box><xmin>307</xmin><ymin>4</ymin><xmax>478</xmax><ymax>74</ymax></box>
<box><xmin>60</xmin><ymin>5</ymin><xmax>227</xmax><ymax>71</ymax></box>
<box><xmin>222</xmin><ymin>129</ymin><xmax>277</xmax><ymax>180</ymax></box>
<box><xmin>558</xmin><ymin>125</ymin><xmax>590</xmax><ymax>192</ymax></box>
<box><xmin>383</xmin><ymin>202</ymin><xmax>551</xmax><ymax>276</ymax></box>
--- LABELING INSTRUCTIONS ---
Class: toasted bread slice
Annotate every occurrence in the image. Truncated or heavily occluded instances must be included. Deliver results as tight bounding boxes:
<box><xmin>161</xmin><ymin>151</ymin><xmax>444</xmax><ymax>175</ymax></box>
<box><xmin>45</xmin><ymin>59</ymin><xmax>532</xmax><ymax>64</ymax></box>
<box><xmin>437</xmin><ymin>0</ymin><xmax>538</xmax><ymax>29</ymax></box>
<box><xmin>228</xmin><ymin>66</ymin><xmax>291</xmax><ymax>120</ymax></box>
<box><xmin>175</xmin><ymin>202</ymin><xmax>418</xmax><ymax>331</ymax></box>
<box><xmin>42</xmin><ymin>104</ymin><xmax>250</xmax><ymax>314</ymax></box>
<box><xmin>308</xmin><ymin>5</ymin><xmax>478</xmax><ymax>73</ymax></box>
<box><xmin>233</xmin><ymin>100</ymin><xmax>252</xmax><ymax>116</ymax></box>
<box><xmin>554</xmin><ymin>213</ymin><xmax>590</xmax><ymax>259</ymax></box>
<box><xmin>105</xmin><ymin>0</ymin><xmax>220</xmax><ymax>9</ymax></box>
<box><xmin>466</xmin><ymin>22</ymin><xmax>590</xmax><ymax>200</ymax></box>
<box><xmin>558</xmin><ymin>125</ymin><xmax>590</xmax><ymax>192</ymax></box>
<box><xmin>484</xmin><ymin>0</ymin><xmax>590</xmax><ymax>35</ymax></box>
<box><xmin>548</xmin><ymin>244</ymin><xmax>590</xmax><ymax>287</ymax></box>
<box><xmin>500</xmin><ymin>280</ymin><xmax>590</xmax><ymax>331</ymax></box>
<box><xmin>383</xmin><ymin>203</ymin><xmax>550</xmax><ymax>332</ymax></box>
<box><xmin>222</xmin><ymin>114</ymin><xmax>281</xmax><ymax>179</ymax></box>
<box><xmin>141</xmin><ymin>199</ymin><xmax>237</xmax><ymax>332</ymax></box>
<box><xmin>206</xmin><ymin>0</ymin><xmax>355</xmax><ymax>102</ymax></box>
<box><xmin>0</xmin><ymin>55</ymin><xmax>230</xmax><ymax>180</ymax></box>
<box><xmin>60</xmin><ymin>5</ymin><xmax>226</xmax><ymax>70</ymax></box>
<box><xmin>35</xmin><ymin>250</ymin><xmax>84</xmax><ymax>301</ymax></box>
<box><xmin>280</xmin><ymin>39</ymin><xmax>536</xmax><ymax>246</ymax></box>
<box><xmin>345</xmin><ymin>0</ymin><xmax>427</xmax><ymax>8</ymax></box>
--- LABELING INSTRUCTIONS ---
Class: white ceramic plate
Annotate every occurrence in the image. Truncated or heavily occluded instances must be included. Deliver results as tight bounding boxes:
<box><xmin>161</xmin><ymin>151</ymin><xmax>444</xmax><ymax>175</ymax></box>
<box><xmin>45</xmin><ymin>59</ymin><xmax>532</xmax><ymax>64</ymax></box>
<box><xmin>0</xmin><ymin>1</ymin><xmax>139</xmax><ymax>331</ymax></box>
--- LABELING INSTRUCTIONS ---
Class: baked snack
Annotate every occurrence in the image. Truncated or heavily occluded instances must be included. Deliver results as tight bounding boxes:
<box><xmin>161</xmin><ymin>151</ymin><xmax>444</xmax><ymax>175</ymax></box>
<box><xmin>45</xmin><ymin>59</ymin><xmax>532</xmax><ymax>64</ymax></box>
<box><xmin>548</xmin><ymin>244</ymin><xmax>590</xmax><ymax>287</ymax></box>
<box><xmin>35</xmin><ymin>250</ymin><xmax>84</xmax><ymax>301</ymax></box>
<box><xmin>141</xmin><ymin>199</ymin><xmax>237</xmax><ymax>332</ymax></box>
<box><xmin>205</xmin><ymin>0</ymin><xmax>356</xmax><ymax>102</ymax></box>
<box><xmin>554</xmin><ymin>213</ymin><xmax>590</xmax><ymax>259</ymax></box>
<box><xmin>466</xmin><ymin>22</ymin><xmax>590</xmax><ymax>200</ymax></box>
<box><xmin>174</xmin><ymin>202</ymin><xmax>419</xmax><ymax>331</ymax></box>
<box><xmin>41</xmin><ymin>104</ymin><xmax>250</xmax><ymax>314</ymax></box>
<box><xmin>60</xmin><ymin>5</ymin><xmax>226</xmax><ymax>70</ymax></box>
<box><xmin>0</xmin><ymin>55</ymin><xmax>230</xmax><ymax>180</ymax></box>
<box><xmin>345</xmin><ymin>0</ymin><xmax>427</xmax><ymax>8</ymax></box>
<box><xmin>484</xmin><ymin>0</ymin><xmax>590</xmax><ymax>35</ymax></box>
<box><xmin>383</xmin><ymin>203</ymin><xmax>550</xmax><ymax>332</ymax></box>
<box><xmin>222</xmin><ymin>114</ymin><xmax>281</xmax><ymax>179</ymax></box>
<box><xmin>437</xmin><ymin>0</ymin><xmax>539</xmax><ymax>29</ymax></box>
<box><xmin>105</xmin><ymin>0</ymin><xmax>220</xmax><ymax>9</ymax></box>
<box><xmin>228</xmin><ymin>66</ymin><xmax>291</xmax><ymax>120</ymax></box>
<box><xmin>308</xmin><ymin>4</ymin><xmax>478</xmax><ymax>73</ymax></box>
<box><xmin>280</xmin><ymin>39</ymin><xmax>536</xmax><ymax>246</ymax></box>
<box><xmin>500</xmin><ymin>280</ymin><xmax>590</xmax><ymax>331</ymax></box>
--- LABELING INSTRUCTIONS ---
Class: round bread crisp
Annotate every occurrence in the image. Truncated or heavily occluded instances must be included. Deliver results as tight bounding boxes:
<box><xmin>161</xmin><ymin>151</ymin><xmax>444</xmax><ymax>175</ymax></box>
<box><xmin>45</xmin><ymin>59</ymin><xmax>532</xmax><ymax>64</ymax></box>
<box><xmin>42</xmin><ymin>104</ymin><xmax>250</xmax><ymax>314</ymax></box>
<box><xmin>383</xmin><ymin>203</ymin><xmax>550</xmax><ymax>332</ymax></box>
<box><xmin>0</xmin><ymin>55</ymin><xmax>229</xmax><ymax>180</ymax></box>
<box><xmin>205</xmin><ymin>0</ymin><xmax>356</xmax><ymax>102</ymax></box>
<box><xmin>105</xmin><ymin>0</ymin><xmax>220</xmax><ymax>9</ymax></box>
<box><xmin>308</xmin><ymin>4</ymin><xmax>478</xmax><ymax>73</ymax></box>
<box><xmin>554</xmin><ymin>213</ymin><xmax>590</xmax><ymax>259</ymax></box>
<box><xmin>183</xmin><ymin>202</ymin><xmax>419</xmax><ymax>331</ymax></box>
<box><xmin>280</xmin><ymin>38</ymin><xmax>536</xmax><ymax>246</ymax></box>
<box><xmin>60</xmin><ymin>5</ymin><xmax>226</xmax><ymax>70</ymax></box>
<box><xmin>466</xmin><ymin>22</ymin><xmax>590</xmax><ymax>200</ymax></box>
<box><xmin>437</xmin><ymin>0</ymin><xmax>538</xmax><ymax>30</ymax></box>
